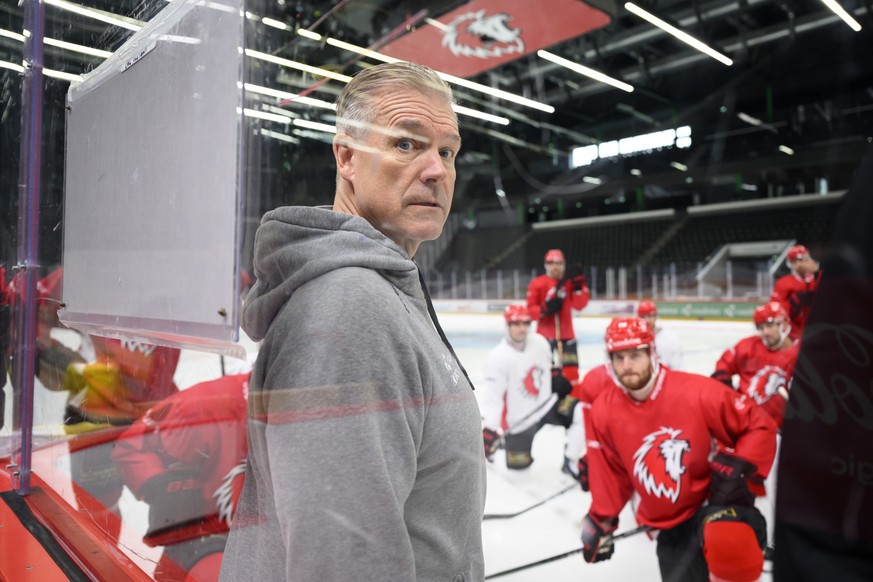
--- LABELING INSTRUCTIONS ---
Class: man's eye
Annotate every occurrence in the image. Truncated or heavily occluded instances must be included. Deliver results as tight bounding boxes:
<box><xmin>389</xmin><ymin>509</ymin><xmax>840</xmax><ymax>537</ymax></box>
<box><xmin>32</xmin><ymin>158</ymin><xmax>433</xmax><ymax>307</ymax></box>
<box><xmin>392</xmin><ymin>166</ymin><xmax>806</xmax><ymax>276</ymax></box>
<box><xmin>397</xmin><ymin>139</ymin><xmax>413</xmax><ymax>151</ymax></box>
<box><xmin>439</xmin><ymin>149</ymin><xmax>455</xmax><ymax>159</ymax></box>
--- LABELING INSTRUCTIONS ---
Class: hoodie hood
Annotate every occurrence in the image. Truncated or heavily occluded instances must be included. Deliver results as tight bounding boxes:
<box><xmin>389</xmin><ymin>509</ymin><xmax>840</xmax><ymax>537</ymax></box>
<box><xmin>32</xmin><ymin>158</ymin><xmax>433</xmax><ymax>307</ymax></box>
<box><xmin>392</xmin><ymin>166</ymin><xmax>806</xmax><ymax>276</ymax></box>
<box><xmin>243</xmin><ymin>206</ymin><xmax>420</xmax><ymax>341</ymax></box>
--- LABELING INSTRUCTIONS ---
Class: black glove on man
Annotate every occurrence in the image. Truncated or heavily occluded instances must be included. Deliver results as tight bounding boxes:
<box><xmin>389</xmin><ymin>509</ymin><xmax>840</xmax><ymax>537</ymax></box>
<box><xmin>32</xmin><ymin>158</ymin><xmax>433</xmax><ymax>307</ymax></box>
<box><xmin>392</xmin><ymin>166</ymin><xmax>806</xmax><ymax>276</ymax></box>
<box><xmin>570</xmin><ymin>274</ymin><xmax>587</xmax><ymax>291</ymax></box>
<box><xmin>577</xmin><ymin>453</ymin><xmax>589</xmax><ymax>492</ymax></box>
<box><xmin>542</xmin><ymin>296</ymin><xmax>564</xmax><ymax>317</ymax></box>
<box><xmin>581</xmin><ymin>514</ymin><xmax>618</xmax><ymax>563</ymax></box>
<box><xmin>709</xmin><ymin>451</ymin><xmax>761</xmax><ymax>506</ymax></box>
<box><xmin>482</xmin><ymin>427</ymin><xmax>501</xmax><ymax>461</ymax></box>
<box><xmin>551</xmin><ymin>368</ymin><xmax>573</xmax><ymax>399</ymax></box>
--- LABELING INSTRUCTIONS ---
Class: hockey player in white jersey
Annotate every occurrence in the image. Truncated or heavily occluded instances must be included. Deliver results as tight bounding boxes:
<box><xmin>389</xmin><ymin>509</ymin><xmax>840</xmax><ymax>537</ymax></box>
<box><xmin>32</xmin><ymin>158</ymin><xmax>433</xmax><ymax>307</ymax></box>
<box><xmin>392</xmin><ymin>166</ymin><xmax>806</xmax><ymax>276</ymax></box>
<box><xmin>481</xmin><ymin>304</ymin><xmax>584</xmax><ymax>474</ymax></box>
<box><xmin>637</xmin><ymin>299</ymin><xmax>684</xmax><ymax>370</ymax></box>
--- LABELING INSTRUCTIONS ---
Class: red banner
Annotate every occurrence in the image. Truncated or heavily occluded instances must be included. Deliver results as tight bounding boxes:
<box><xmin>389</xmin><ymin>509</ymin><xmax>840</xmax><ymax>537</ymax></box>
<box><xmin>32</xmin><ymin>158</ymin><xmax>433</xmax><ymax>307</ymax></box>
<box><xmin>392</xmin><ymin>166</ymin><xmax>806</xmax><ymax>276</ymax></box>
<box><xmin>380</xmin><ymin>0</ymin><xmax>611</xmax><ymax>78</ymax></box>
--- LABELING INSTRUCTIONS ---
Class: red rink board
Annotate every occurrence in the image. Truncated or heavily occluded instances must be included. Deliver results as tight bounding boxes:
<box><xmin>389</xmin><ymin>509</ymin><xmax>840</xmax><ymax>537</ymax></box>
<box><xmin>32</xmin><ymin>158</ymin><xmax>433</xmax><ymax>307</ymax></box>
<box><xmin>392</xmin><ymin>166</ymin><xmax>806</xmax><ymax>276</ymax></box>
<box><xmin>380</xmin><ymin>0</ymin><xmax>611</xmax><ymax>78</ymax></box>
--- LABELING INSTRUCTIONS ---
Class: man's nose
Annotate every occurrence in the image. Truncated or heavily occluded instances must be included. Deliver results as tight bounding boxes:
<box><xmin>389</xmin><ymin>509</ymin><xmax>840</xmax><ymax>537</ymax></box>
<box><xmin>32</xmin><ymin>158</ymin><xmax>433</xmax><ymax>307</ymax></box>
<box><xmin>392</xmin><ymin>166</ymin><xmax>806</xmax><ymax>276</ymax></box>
<box><xmin>420</xmin><ymin>149</ymin><xmax>448</xmax><ymax>182</ymax></box>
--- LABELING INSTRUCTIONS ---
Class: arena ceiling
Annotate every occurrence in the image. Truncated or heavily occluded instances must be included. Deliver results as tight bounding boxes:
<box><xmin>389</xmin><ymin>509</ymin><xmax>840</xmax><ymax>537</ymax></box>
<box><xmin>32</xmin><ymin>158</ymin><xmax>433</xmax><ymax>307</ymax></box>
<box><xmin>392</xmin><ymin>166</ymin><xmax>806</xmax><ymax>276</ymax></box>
<box><xmin>2</xmin><ymin>0</ymin><xmax>872</xmax><ymax>220</ymax></box>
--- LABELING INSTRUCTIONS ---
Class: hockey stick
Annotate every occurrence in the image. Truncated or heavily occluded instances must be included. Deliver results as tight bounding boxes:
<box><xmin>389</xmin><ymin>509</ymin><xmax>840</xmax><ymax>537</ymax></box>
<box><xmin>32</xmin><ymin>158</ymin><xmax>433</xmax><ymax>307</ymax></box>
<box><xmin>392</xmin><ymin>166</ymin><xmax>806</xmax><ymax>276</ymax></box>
<box><xmin>483</xmin><ymin>524</ymin><xmax>653</xmax><ymax>580</ymax></box>
<box><xmin>483</xmin><ymin>482</ymin><xmax>576</xmax><ymax>520</ymax></box>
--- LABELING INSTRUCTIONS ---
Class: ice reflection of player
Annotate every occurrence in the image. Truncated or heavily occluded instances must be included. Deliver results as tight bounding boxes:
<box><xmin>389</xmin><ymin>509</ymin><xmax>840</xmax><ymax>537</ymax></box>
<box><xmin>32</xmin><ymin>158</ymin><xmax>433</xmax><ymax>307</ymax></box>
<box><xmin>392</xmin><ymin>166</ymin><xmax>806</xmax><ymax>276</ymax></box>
<box><xmin>112</xmin><ymin>373</ymin><xmax>249</xmax><ymax>581</ymax></box>
<box><xmin>61</xmin><ymin>335</ymin><xmax>180</xmax><ymax>539</ymax></box>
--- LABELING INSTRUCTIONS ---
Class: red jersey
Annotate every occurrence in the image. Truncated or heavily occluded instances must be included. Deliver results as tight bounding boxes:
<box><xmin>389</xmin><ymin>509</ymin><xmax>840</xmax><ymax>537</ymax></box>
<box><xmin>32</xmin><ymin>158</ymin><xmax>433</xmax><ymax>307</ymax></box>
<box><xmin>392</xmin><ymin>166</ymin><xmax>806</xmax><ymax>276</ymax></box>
<box><xmin>112</xmin><ymin>373</ymin><xmax>249</xmax><ymax>540</ymax></box>
<box><xmin>587</xmin><ymin>367</ymin><xmax>777</xmax><ymax>530</ymax></box>
<box><xmin>771</xmin><ymin>271</ymin><xmax>821</xmax><ymax>339</ymax></box>
<box><xmin>526</xmin><ymin>274</ymin><xmax>590</xmax><ymax>341</ymax></box>
<box><xmin>713</xmin><ymin>336</ymin><xmax>799</xmax><ymax>427</ymax></box>
<box><xmin>576</xmin><ymin>363</ymin><xmax>615</xmax><ymax>437</ymax></box>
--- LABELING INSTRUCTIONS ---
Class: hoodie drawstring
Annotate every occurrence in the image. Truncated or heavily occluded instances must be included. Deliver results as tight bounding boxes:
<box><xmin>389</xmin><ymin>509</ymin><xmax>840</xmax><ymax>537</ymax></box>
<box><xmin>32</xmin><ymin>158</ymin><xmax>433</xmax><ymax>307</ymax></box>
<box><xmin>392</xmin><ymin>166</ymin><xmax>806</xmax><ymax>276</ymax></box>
<box><xmin>417</xmin><ymin>269</ymin><xmax>473</xmax><ymax>390</ymax></box>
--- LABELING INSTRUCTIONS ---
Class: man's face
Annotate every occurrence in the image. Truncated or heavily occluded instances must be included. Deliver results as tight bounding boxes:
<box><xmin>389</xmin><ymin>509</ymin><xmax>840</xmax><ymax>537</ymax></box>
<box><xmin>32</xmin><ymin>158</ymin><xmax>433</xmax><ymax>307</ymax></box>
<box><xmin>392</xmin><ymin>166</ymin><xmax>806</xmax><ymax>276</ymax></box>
<box><xmin>545</xmin><ymin>260</ymin><xmax>565</xmax><ymax>279</ymax></box>
<box><xmin>507</xmin><ymin>320</ymin><xmax>531</xmax><ymax>343</ymax></box>
<box><xmin>790</xmin><ymin>255</ymin><xmax>816</xmax><ymax>276</ymax></box>
<box><xmin>334</xmin><ymin>88</ymin><xmax>461</xmax><ymax>257</ymax></box>
<box><xmin>610</xmin><ymin>348</ymin><xmax>653</xmax><ymax>392</ymax></box>
<box><xmin>758</xmin><ymin>320</ymin><xmax>786</xmax><ymax>348</ymax></box>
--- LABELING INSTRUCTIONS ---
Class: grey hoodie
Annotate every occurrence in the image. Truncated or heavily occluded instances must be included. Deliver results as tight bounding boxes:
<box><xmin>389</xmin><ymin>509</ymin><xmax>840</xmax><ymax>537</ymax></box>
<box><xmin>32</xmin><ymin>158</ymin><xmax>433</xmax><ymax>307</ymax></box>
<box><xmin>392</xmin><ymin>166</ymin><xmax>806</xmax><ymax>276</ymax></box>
<box><xmin>220</xmin><ymin>207</ymin><xmax>486</xmax><ymax>582</ymax></box>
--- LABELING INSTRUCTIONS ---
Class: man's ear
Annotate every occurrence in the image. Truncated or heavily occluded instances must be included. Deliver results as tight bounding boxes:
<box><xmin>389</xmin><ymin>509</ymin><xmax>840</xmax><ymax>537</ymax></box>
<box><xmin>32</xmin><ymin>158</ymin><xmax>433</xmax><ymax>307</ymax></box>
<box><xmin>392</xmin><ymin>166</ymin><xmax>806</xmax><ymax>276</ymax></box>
<box><xmin>333</xmin><ymin>134</ymin><xmax>355</xmax><ymax>181</ymax></box>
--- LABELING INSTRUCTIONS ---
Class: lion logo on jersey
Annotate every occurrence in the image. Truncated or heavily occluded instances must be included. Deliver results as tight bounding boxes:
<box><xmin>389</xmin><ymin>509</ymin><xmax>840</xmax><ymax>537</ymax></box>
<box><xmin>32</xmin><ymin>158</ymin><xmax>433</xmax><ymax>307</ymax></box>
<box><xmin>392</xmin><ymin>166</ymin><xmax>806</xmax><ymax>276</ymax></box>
<box><xmin>523</xmin><ymin>366</ymin><xmax>543</xmax><ymax>398</ymax></box>
<box><xmin>442</xmin><ymin>10</ymin><xmax>524</xmax><ymax>59</ymax></box>
<box><xmin>214</xmin><ymin>460</ymin><xmax>247</xmax><ymax>527</ymax></box>
<box><xmin>632</xmin><ymin>427</ymin><xmax>690</xmax><ymax>503</ymax></box>
<box><xmin>747</xmin><ymin>365</ymin><xmax>788</xmax><ymax>404</ymax></box>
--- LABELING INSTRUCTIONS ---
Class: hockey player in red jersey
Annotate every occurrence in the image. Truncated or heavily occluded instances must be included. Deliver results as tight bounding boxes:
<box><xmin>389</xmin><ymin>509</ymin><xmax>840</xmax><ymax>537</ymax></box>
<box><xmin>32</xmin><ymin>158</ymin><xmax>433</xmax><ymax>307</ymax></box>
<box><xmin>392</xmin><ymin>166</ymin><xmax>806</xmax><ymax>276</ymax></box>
<box><xmin>525</xmin><ymin>249</ymin><xmax>590</xmax><ymax>383</ymax></box>
<box><xmin>712</xmin><ymin>302</ymin><xmax>799</xmax><ymax>428</ymax></box>
<box><xmin>770</xmin><ymin>244</ymin><xmax>820</xmax><ymax>339</ymax></box>
<box><xmin>480</xmin><ymin>305</ymin><xmax>584</xmax><ymax>474</ymax></box>
<box><xmin>112</xmin><ymin>373</ymin><xmax>249</xmax><ymax>581</ymax></box>
<box><xmin>582</xmin><ymin>317</ymin><xmax>777</xmax><ymax>581</ymax></box>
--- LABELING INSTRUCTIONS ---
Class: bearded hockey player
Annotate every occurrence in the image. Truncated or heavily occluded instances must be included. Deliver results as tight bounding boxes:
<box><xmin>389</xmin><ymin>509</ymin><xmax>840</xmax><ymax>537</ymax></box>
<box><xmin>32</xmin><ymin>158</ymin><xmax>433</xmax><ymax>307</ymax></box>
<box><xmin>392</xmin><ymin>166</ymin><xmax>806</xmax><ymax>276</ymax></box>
<box><xmin>582</xmin><ymin>317</ymin><xmax>777</xmax><ymax>581</ymax></box>
<box><xmin>480</xmin><ymin>304</ymin><xmax>584</xmax><ymax>474</ymax></box>
<box><xmin>712</xmin><ymin>302</ymin><xmax>799</xmax><ymax>428</ymax></box>
<box><xmin>770</xmin><ymin>244</ymin><xmax>821</xmax><ymax>339</ymax></box>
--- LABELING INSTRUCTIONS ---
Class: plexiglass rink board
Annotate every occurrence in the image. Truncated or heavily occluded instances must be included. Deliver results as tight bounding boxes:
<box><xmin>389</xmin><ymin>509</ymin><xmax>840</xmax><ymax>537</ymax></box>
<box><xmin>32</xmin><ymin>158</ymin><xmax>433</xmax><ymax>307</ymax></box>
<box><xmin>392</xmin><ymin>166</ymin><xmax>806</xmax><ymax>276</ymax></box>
<box><xmin>60</xmin><ymin>0</ymin><xmax>245</xmax><ymax>354</ymax></box>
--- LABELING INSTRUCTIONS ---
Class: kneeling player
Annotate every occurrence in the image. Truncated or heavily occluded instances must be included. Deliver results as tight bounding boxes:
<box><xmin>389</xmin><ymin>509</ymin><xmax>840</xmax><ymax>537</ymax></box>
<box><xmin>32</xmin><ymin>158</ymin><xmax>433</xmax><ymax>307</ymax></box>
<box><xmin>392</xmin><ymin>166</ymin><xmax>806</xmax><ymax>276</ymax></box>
<box><xmin>581</xmin><ymin>317</ymin><xmax>777</xmax><ymax>581</ymax></box>
<box><xmin>480</xmin><ymin>305</ymin><xmax>584</xmax><ymax>474</ymax></box>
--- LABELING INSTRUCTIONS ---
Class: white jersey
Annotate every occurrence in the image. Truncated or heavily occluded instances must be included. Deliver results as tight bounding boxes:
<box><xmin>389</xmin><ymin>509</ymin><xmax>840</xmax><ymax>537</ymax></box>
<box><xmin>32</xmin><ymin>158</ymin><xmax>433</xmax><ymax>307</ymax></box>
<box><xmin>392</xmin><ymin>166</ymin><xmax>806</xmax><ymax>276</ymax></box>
<box><xmin>655</xmin><ymin>325</ymin><xmax>684</xmax><ymax>370</ymax></box>
<box><xmin>481</xmin><ymin>334</ymin><xmax>556</xmax><ymax>435</ymax></box>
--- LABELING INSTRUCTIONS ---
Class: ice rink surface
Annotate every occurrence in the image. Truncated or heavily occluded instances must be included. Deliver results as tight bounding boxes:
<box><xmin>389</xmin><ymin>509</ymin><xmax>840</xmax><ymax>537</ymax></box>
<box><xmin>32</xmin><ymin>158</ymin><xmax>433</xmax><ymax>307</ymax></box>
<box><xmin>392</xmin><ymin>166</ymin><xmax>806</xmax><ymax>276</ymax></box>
<box><xmin>2</xmin><ymin>313</ymin><xmax>774</xmax><ymax>581</ymax></box>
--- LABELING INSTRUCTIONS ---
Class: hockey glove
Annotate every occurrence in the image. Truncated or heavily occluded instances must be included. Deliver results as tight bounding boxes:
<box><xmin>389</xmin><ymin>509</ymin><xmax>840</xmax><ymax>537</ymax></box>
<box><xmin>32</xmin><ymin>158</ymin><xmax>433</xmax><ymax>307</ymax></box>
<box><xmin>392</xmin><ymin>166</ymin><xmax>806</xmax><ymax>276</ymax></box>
<box><xmin>710</xmin><ymin>370</ymin><xmax>733</xmax><ymax>388</ymax></box>
<box><xmin>570</xmin><ymin>274</ymin><xmax>587</xmax><ymax>291</ymax></box>
<box><xmin>551</xmin><ymin>368</ymin><xmax>573</xmax><ymax>399</ymax></box>
<box><xmin>542</xmin><ymin>286</ymin><xmax>565</xmax><ymax>316</ymax></box>
<box><xmin>577</xmin><ymin>454</ymin><xmax>590</xmax><ymax>492</ymax></box>
<box><xmin>483</xmin><ymin>427</ymin><xmax>501</xmax><ymax>461</ymax></box>
<box><xmin>542</xmin><ymin>296</ymin><xmax>564</xmax><ymax>317</ymax></box>
<box><xmin>581</xmin><ymin>514</ymin><xmax>617</xmax><ymax>563</ymax></box>
<box><xmin>709</xmin><ymin>452</ymin><xmax>762</xmax><ymax>507</ymax></box>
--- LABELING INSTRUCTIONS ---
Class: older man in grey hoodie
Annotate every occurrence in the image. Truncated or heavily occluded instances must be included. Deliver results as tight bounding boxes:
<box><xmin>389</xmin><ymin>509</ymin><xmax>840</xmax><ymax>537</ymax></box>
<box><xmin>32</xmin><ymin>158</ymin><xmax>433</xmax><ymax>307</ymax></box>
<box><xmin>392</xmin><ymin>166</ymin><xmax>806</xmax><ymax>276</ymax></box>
<box><xmin>220</xmin><ymin>62</ymin><xmax>485</xmax><ymax>582</ymax></box>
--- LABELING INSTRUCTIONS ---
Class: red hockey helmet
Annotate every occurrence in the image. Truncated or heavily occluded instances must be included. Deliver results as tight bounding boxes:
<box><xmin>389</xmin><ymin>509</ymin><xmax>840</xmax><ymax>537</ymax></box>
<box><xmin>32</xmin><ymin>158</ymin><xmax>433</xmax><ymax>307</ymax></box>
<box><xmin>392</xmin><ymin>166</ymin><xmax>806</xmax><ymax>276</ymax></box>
<box><xmin>544</xmin><ymin>249</ymin><xmax>565</xmax><ymax>263</ymax></box>
<box><xmin>604</xmin><ymin>317</ymin><xmax>655</xmax><ymax>353</ymax></box>
<box><xmin>637</xmin><ymin>300</ymin><xmax>657</xmax><ymax>317</ymax></box>
<box><xmin>504</xmin><ymin>304</ymin><xmax>532</xmax><ymax>324</ymax></box>
<box><xmin>786</xmin><ymin>244</ymin><xmax>810</xmax><ymax>262</ymax></box>
<box><xmin>753</xmin><ymin>302</ymin><xmax>788</xmax><ymax>327</ymax></box>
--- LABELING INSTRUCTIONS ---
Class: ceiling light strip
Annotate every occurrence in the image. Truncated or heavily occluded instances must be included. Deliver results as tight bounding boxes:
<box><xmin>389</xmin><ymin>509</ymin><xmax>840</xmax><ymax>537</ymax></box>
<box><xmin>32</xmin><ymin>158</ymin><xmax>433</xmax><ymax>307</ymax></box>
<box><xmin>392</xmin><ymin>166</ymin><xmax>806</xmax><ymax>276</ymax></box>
<box><xmin>624</xmin><ymin>2</ymin><xmax>732</xmax><ymax>66</ymax></box>
<box><xmin>245</xmin><ymin>49</ymin><xmax>353</xmax><ymax>83</ymax></box>
<box><xmin>45</xmin><ymin>0</ymin><xmax>143</xmax><ymax>32</ymax></box>
<box><xmin>537</xmin><ymin>50</ymin><xmax>633</xmax><ymax>92</ymax></box>
<box><xmin>308</xmin><ymin>31</ymin><xmax>554</xmax><ymax>113</ymax></box>
<box><xmin>819</xmin><ymin>0</ymin><xmax>862</xmax><ymax>31</ymax></box>
<box><xmin>0</xmin><ymin>59</ymin><xmax>25</xmax><ymax>73</ymax></box>
<box><xmin>452</xmin><ymin>104</ymin><xmax>510</xmax><ymax>126</ymax></box>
